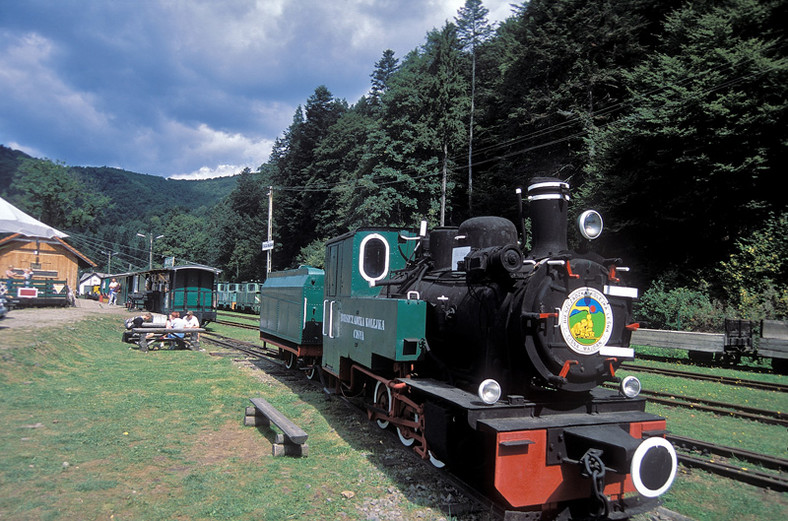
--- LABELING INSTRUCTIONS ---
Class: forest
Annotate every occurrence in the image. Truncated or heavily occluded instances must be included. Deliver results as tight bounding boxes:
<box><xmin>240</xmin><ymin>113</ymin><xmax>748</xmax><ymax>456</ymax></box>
<box><xmin>1</xmin><ymin>0</ymin><xmax>786</xmax><ymax>325</ymax></box>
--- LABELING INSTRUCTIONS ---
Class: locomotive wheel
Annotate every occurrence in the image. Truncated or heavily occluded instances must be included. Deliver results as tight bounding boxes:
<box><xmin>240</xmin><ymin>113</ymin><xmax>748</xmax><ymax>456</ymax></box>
<box><xmin>305</xmin><ymin>358</ymin><xmax>318</xmax><ymax>380</ymax></box>
<box><xmin>373</xmin><ymin>381</ymin><xmax>392</xmax><ymax>429</ymax></box>
<box><xmin>396</xmin><ymin>412</ymin><xmax>419</xmax><ymax>447</ymax></box>
<box><xmin>284</xmin><ymin>351</ymin><xmax>296</xmax><ymax>370</ymax></box>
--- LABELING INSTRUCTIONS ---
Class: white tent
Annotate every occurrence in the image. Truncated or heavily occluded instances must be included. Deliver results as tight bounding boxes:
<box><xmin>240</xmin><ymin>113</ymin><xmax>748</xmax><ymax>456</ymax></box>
<box><xmin>0</xmin><ymin>196</ymin><xmax>69</xmax><ymax>238</ymax></box>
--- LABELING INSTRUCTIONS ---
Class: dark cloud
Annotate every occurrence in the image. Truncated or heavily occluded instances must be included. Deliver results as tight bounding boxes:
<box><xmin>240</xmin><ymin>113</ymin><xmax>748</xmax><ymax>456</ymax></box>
<box><xmin>0</xmin><ymin>0</ymin><xmax>513</xmax><ymax>179</ymax></box>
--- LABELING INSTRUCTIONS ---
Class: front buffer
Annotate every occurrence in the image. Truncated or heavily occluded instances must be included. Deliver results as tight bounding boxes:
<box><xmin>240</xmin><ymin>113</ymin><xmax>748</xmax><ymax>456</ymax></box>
<box><xmin>489</xmin><ymin>417</ymin><xmax>676</xmax><ymax>519</ymax></box>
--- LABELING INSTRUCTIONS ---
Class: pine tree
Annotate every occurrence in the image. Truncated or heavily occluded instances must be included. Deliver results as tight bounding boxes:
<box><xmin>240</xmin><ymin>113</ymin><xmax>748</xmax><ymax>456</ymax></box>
<box><xmin>268</xmin><ymin>87</ymin><xmax>347</xmax><ymax>267</ymax></box>
<box><xmin>456</xmin><ymin>0</ymin><xmax>493</xmax><ymax>214</ymax></box>
<box><xmin>369</xmin><ymin>49</ymin><xmax>399</xmax><ymax>111</ymax></box>
<box><xmin>425</xmin><ymin>23</ymin><xmax>468</xmax><ymax>225</ymax></box>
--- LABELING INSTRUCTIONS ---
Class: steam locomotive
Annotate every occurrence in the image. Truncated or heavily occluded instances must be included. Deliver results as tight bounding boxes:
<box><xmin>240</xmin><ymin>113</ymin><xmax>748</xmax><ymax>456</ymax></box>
<box><xmin>259</xmin><ymin>177</ymin><xmax>677</xmax><ymax>520</ymax></box>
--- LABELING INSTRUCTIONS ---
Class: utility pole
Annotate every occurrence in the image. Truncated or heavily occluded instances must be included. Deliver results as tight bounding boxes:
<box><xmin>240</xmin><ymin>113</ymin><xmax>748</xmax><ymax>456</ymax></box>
<box><xmin>100</xmin><ymin>250</ymin><xmax>119</xmax><ymax>274</ymax></box>
<box><xmin>267</xmin><ymin>187</ymin><xmax>273</xmax><ymax>276</ymax></box>
<box><xmin>137</xmin><ymin>233</ymin><xmax>164</xmax><ymax>269</ymax></box>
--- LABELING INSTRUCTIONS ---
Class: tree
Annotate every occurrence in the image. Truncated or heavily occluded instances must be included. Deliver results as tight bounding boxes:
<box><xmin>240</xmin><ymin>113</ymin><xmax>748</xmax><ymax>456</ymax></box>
<box><xmin>269</xmin><ymin>87</ymin><xmax>347</xmax><ymax>268</ymax></box>
<box><xmin>15</xmin><ymin>158</ymin><xmax>110</xmax><ymax>231</ymax></box>
<box><xmin>425</xmin><ymin>23</ymin><xmax>468</xmax><ymax>225</ymax></box>
<box><xmin>368</xmin><ymin>49</ymin><xmax>399</xmax><ymax>111</ymax></box>
<box><xmin>584</xmin><ymin>0</ymin><xmax>787</xmax><ymax>285</ymax></box>
<box><xmin>456</xmin><ymin>0</ymin><xmax>493</xmax><ymax>213</ymax></box>
<box><xmin>210</xmin><ymin>168</ymin><xmax>270</xmax><ymax>280</ymax></box>
<box><xmin>478</xmin><ymin>0</ymin><xmax>667</xmax><ymax>213</ymax></box>
<box><xmin>312</xmin><ymin>107</ymin><xmax>376</xmax><ymax>238</ymax></box>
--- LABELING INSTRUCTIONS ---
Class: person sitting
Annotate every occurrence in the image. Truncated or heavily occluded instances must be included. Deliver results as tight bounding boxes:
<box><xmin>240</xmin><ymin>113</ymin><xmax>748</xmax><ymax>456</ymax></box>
<box><xmin>5</xmin><ymin>266</ymin><xmax>15</xmax><ymax>279</ymax></box>
<box><xmin>126</xmin><ymin>312</ymin><xmax>153</xmax><ymax>330</ymax></box>
<box><xmin>165</xmin><ymin>311</ymin><xmax>187</xmax><ymax>347</ymax></box>
<box><xmin>184</xmin><ymin>310</ymin><xmax>200</xmax><ymax>328</ymax></box>
<box><xmin>184</xmin><ymin>310</ymin><xmax>201</xmax><ymax>341</ymax></box>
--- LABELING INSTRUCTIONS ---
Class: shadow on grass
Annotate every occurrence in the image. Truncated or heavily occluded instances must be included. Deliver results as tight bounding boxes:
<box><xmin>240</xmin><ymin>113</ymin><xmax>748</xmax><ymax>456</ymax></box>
<box><xmin>243</xmin><ymin>356</ymin><xmax>494</xmax><ymax>520</ymax></box>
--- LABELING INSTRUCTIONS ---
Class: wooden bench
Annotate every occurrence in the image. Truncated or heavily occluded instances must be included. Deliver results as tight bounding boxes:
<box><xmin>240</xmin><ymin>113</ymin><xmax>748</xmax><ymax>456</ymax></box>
<box><xmin>244</xmin><ymin>397</ymin><xmax>308</xmax><ymax>457</ymax></box>
<box><xmin>130</xmin><ymin>328</ymin><xmax>205</xmax><ymax>352</ymax></box>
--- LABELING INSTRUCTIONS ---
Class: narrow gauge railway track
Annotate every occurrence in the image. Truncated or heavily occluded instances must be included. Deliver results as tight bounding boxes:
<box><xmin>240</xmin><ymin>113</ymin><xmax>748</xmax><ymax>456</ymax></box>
<box><xmin>622</xmin><ymin>363</ymin><xmax>788</xmax><ymax>392</ymax></box>
<box><xmin>668</xmin><ymin>434</ymin><xmax>788</xmax><ymax>473</ymax></box>
<box><xmin>217</xmin><ymin>312</ymin><xmax>259</xmax><ymax>322</ymax></box>
<box><xmin>602</xmin><ymin>382</ymin><xmax>788</xmax><ymax>427</ymax></box>
<box><xmin>667</xmin><ymin>434</ymin><xmax>788</xmax><ymax>492</ymax></box>
<box><xmin>201</xmin><ymin>332</ymin><xmax>276</xmax><ymax>358</ymax></box>
<box><xmin>213</xmin><ymin>319</ymin><xmax>259</xmax><ymax>330</ymax></box>
<box><xmin>201</xmin><ymin>332</ymin><xmax>498</xmax><ymax>518</ymax></box>
<box><xmin>639</xmin><ymin>388</ymin><xmax>788</xmax><ymax>427</ymax></box>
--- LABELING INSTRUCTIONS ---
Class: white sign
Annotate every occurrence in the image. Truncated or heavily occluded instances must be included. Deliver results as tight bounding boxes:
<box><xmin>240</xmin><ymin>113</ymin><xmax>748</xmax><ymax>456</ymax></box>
<box><xmin>261</xmin><ymin>240</ymin><xmax>274</xmax><ymax>251</ymax></box>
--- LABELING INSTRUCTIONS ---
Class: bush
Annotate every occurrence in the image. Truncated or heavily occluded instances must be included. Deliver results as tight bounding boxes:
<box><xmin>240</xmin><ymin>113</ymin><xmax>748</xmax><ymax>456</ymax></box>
<box><xmin>634</xmin><ymin>279</ymin><xmax>725</xmax><ymax>331</ymax></box>
<box><xmin>714</xmin><ymin>212</ymin><xmax>788</xmax><ymax>320</ymax></box>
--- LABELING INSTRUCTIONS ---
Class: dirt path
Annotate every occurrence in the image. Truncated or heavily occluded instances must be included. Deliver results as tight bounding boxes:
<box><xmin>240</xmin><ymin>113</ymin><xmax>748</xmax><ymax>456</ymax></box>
<box><xmin>0</xmin><ymin>298</ymin><xmax>134</xmax><ymax>332</ymax></box>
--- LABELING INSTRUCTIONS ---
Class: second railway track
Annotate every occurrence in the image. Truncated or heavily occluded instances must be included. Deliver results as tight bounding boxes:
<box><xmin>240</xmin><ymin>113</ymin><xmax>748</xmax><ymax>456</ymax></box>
<box><xmin>213</xmin><ymin>318</ymin><xmax>260</xmax><ymax>330</ymax></box>
<box><xmin>621</xmin><ymin>363</ymin><xmax>788</xmax><ymax>392</ymax></box>
<box><xmin>669</xmin><ymin>434</ymin><xmax>788</xmax><ymax>492</ymax></box>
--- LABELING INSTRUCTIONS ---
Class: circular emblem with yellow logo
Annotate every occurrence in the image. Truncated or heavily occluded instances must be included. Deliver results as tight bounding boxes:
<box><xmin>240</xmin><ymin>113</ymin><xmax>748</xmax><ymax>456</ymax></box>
<box><xmin>559</xmin><ymin>287</ymin><xmax>614</xmax><ymax>355</ymax></box>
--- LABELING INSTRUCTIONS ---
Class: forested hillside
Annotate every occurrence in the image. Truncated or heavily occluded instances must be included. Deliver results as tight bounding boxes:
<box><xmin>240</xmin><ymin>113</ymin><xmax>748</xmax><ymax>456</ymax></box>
<box><xmin>3</xmin><ymin>0</ymin><xmax>785</xmax><ymax>321</ymax></box>
<box><xmin>263</xmin><ymin>0</ymin><xmax>785</xmax><ymax>320</ymax></box>
<box><xmin>0</xmin><ymin>144</ymin><xmax>237</xmax><ymax>272</ymax></box>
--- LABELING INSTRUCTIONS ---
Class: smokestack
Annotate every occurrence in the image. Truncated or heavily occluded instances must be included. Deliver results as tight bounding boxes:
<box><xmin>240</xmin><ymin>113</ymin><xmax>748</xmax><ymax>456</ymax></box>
<box><xmin>527</xmin><ymin>177</ymin><xmax>569</xmax><ymax>259</ymax></box>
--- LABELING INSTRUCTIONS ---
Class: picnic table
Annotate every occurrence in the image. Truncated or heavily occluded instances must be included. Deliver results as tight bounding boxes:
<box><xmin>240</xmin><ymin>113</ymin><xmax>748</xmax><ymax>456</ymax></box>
<box><xmin>129</xmin><ymin>327</ymin><xmax>205</xmax><ymax>352</ymax></box>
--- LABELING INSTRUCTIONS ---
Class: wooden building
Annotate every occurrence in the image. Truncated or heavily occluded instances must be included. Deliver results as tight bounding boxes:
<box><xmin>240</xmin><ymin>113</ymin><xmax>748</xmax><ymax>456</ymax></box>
<box><xmin>0</xmin><ymin>234</ymin><xmax>96</xmax><ymax>292</ymax></box>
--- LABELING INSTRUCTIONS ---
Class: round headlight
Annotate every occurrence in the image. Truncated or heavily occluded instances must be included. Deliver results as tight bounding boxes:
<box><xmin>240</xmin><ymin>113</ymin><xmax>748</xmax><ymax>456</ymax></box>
<box><xmin>578</xmin><ymin>210</ymin><xmax>604</xmax><ymax>240</ymax></box>
<box><xmin>620</xmin><ymin>375</ymin><xmax>642</xmax><ymax>398</ymax></box>
<box><xmin>478</xmin><ymin>379</ymin><xmax>502</xmax><ymax>405</ymax></box>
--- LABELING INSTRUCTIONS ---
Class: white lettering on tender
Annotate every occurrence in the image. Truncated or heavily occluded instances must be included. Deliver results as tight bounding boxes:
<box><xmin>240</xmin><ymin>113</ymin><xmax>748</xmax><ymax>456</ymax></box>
<box><xmin>340</xmin><ymin>313</ymin><xmax>385</xmax><ymax>331</ymax></box>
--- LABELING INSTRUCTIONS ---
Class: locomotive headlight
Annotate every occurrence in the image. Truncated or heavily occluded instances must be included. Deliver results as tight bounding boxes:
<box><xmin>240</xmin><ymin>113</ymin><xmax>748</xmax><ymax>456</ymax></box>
<box><xmin>578</xmin><ymin>210</ymin><xmax>604</xmax><ymax>240</ymax></box>
<box><xmin>620</xmin><ymin>375</ymin><xmax>642</xmax><ymax>398</ymax></box>
<box><xmin>478</xmin><ymin>379</ymin><xmax>502</xmax><ymax>405</ymax></box>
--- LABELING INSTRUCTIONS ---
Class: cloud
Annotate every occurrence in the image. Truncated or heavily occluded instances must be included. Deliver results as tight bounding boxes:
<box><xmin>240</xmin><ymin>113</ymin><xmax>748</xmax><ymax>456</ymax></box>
<box><xmin>170</xmin><ymin>164</ymin><xmax>249</xmax><ymax>180</ymax></box>
<box><xmin>0</xmin><ymin>1</ymin><xmax>516</xmax><ymax>178</ymax></box>
<box><xmin>0</xmin><ymin>31</ymin><xmax>115</xmax><ymax>145</ymax></box>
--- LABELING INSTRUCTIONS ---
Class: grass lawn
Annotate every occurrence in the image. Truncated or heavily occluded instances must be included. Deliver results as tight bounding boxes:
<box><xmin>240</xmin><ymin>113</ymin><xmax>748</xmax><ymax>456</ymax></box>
<box><xmin>1</xmin><ymin>314</ymin><xmax>786</xmax><ymax>520</ymax></box>
<box><xmin>0</xmin><ymin>314</ymin><xmax>461</xmax><ymax>520</ymax></box>
<box><xmin>621</xmin><ymin>351</ymin><xmax>788</xmax><ymax>521</ymax></box>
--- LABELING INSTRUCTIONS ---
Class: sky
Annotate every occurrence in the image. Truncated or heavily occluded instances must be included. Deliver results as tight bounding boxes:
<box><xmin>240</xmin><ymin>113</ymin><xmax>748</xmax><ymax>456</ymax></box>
<box><xmin>1</xmin><ymin>0</ymin><xmax>516</xmax><ymax>180</ymax></box>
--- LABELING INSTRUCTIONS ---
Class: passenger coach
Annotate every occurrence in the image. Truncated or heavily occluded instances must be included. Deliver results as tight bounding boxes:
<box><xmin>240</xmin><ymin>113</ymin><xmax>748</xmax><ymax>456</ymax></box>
<box><xmin>107</xmin><ymin>264</ymin><xmax>220</xmax><ymax>324</ymax></box>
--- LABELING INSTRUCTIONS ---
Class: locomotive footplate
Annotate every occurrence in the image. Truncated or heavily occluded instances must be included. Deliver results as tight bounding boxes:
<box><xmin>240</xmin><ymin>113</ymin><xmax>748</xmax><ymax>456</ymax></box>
<box><xmin>400</xmin><ymin>378</ymin><xmax>656</xmax><ymax>431</ymax></box>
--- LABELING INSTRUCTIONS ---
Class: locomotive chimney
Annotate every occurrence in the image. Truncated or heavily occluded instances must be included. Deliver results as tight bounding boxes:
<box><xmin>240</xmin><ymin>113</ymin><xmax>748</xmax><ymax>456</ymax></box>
<box><xmin>527</xmin><ymin>177</ymin><xmax>569</xmax><ymax>259</ymax></box>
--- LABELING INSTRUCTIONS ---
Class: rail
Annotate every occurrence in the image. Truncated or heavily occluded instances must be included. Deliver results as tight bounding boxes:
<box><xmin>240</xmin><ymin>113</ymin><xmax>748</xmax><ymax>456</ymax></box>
<box><xmin>631</xmin><ymin>328</ymin><xmax>723</xmax><ymax>353</ymax></box>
